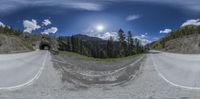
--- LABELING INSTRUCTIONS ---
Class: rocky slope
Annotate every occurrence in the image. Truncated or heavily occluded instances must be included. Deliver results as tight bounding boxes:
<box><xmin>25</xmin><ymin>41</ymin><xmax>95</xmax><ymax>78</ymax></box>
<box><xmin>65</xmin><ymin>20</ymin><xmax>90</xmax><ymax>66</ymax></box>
<box><xmin>152</xmin><ymin>25</ymin><xmax>200</xmax><ymax>54</ymax></box>
<box><xmin>164</xmin><ymin>34</ymin><xmax>200</xmax><ymax>54</ymax></box>
<box><xmin>0</xmin><ymin>34</ymin><xmax>33</xmax><ymax>53</ymax></box>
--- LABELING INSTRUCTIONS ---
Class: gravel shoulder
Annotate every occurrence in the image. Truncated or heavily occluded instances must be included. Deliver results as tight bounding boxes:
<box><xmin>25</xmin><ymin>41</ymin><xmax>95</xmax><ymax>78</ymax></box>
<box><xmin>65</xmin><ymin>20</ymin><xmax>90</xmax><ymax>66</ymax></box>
<box><xmin>52</xmin><ymin>52</ymin><xmax>145</xmax><ymax>87</ymax></box>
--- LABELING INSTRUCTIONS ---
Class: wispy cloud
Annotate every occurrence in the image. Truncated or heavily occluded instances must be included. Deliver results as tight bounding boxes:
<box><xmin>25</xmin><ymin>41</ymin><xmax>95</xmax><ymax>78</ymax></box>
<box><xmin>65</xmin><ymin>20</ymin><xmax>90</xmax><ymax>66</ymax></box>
<box><xmin>0</xmin><ymin>0</ymin><xmax>104</xmax><ymax>14</ymax></box>
<box><xmin>126</xmin><ymin>15</ymin><xmax>140</xmax><ymax>21</ymax></box>
<box><xmin>181</xmin><ymin>19</ymin><xmax>200</xmax><ymax>27</ymax></box>
<box><xmin>66</xmin><ymin>2</ymin><xmax>103</xmax><ymax>11</ymax></box>
<box><xmin>114</xmin><ymin>0</ymin><xmax>200</xmax><ymax>12</ymax></box>
<box><xmin>1</xmin><ymin>0</ymin><xmax>200</xmax><ymax>15</ymax></box>
<box><xmin>160</xmin><ymin>28</ymin><xmax>172</xmax><ymax>34</ymax></box>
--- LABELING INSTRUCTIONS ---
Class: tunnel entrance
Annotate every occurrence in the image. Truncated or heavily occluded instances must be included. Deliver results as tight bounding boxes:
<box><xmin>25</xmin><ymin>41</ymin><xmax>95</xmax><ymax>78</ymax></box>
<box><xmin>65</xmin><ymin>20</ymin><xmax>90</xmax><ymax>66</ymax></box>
<box><xmin>39</xmin><ymin>43</ymin><xmax>51</xmax><ymax>50</ymax></box>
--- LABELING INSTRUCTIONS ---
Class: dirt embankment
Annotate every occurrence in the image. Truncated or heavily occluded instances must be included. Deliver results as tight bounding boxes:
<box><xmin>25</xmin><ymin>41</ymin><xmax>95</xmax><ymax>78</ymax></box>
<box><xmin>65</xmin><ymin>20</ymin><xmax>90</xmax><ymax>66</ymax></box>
<box><xmin>0</xmin><ymin>34</ymin><xmax>33</xmax><ymax>53</ymax></box>
<box><xmin>163</xmin><ymin>34</ymin><xmax>200</xmax><ymax>54</ymax></box>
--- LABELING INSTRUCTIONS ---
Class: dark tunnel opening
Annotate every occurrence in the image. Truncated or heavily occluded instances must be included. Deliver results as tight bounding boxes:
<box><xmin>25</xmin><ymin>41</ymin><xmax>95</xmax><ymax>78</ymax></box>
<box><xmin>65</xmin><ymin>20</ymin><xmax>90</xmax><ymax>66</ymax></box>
<box><xmin>39</xmin><ymin>43</ymin><xmax>51</xmax><ymax>50</ymax></box>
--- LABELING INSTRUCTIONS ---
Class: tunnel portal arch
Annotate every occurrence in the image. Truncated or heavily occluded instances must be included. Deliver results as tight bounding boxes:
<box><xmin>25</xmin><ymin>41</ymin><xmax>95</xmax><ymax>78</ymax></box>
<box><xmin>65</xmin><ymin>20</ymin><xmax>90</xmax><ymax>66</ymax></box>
<box><xmin>39</xmin><ymin>42</ymin><xmax>51</xmax><ymax>50</ymax></box>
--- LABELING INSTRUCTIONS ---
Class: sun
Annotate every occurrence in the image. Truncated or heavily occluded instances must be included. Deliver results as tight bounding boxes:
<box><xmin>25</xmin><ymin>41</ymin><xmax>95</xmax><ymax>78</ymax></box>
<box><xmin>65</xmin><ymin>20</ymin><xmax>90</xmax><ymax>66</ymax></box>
<box><xmin>96</xmin><ymin>25</ymin><xmax>104</xmax><ymax>31</ymax></box>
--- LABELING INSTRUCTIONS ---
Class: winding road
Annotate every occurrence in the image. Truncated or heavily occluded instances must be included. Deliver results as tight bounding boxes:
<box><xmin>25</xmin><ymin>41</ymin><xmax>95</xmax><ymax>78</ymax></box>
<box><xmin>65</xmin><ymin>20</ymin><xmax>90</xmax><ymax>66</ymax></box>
<box><xmin>0</xmin><ymin>50</ymin><xmax>49</xmax><ymax>90</ymax></box>
<box><xmin>149</xmin><ymin>50</ymin><xmax>200</xmax><ymax>89</ymax></box>
<box><xmin>1</xmin><ymin>50</ymin><xmax>200</xmax><ymax>98</ymax></box>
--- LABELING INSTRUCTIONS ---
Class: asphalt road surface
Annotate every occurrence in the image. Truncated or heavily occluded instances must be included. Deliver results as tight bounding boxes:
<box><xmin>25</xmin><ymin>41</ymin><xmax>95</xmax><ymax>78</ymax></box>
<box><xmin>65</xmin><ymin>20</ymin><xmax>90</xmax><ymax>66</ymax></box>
<box><xmin>0</xmin><ymin>50</ymin><xmax>49</xmax><ymax>90</ymax></box>
<box><xmin>150</xmin><ymin>50</ymin><xmax>200</xmax><ymax>89</ymax></box>
<box><xmin>1</xmin><ymin>50</ymin><xmax>200</xmax><ymax>99</ymax></box>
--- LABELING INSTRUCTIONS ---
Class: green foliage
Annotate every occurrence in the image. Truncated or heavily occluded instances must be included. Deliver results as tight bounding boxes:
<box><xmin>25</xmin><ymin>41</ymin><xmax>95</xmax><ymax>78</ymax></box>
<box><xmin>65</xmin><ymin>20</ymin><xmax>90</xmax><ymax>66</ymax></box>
<box><xmin>127</xmin><ymin>31</ymin><xmax>134</xmax><ymax>55</ymax></box>
<box><xmin>118</xmin><ymin>29</ymin><xmax>127</xmax><ymax>56</ymax></box>
<box><xmin>58</xmin><ymin>29</ymin><xmax>147</xmax><ymax>59</ymax></box>
<box><xmin>107</xmin><ymin>36</ymin><xmax>115</xmax><ymax>57</ymax></box>
<box><xmin>0</xmin><ymin>26</ymin><xmax>23</xmax><ymax>36</ymax></box>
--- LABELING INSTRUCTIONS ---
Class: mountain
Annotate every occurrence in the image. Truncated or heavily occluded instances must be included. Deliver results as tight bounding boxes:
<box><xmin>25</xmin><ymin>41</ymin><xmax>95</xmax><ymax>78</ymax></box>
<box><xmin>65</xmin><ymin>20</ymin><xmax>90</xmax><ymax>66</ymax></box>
<box><xmin>73</xmin><ymin>34</ymin><xmax>106</xmax><ymax>42</ymax></box>
<box><xmin>57</xmin><ymin>33</ymin><xmax>147</xmax><ymax>58</ymax></box>
<box><xmin>152</xmin><ymin>25</ymin><xmax>200</xmax><ymax>54</ymax></box>
<box><xmin>83</xmin><ymin>32</ymin><xmax>118</xmax><ymax>41</ymax></box>
<box><xmin>57</xmin><ymin>34</ymin><xmax>119</xmax><ymax>50</ymax></box>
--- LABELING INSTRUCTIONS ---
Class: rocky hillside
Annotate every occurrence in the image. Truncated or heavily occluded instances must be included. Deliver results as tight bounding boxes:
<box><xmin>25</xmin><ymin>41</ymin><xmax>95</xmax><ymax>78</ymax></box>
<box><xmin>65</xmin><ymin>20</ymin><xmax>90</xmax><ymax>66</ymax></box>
<box><xmin>0</xmin><ymin>25</ymin><xmax>59</xmax><ymax>53</ymax></box>
<box><xmin>164</xmin><ymin>34</ymin><xmax>200</xmax><ymax>54</ymax></box>
<box><xmin>152</xmin><ymin>25</ymin><xmax>200</xmax><ymax>54</ymax></box>
<box><xmin>0</xmin><ymin>34</ymin><xmax>33</xmax><ymax>53</ymax></box>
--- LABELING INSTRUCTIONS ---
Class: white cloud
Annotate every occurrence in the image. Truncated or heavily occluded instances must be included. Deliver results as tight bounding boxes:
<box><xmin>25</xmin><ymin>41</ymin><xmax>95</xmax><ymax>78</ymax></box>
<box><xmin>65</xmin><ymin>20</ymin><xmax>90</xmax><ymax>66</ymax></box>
<box><xmin>126</xmin><ymin>15</ymin><xmax>140</xmax><ymax>21</ymax></box>
<box><xmin>85</xmin><ymin>30</ymin><xmax>152</xmax><ymax>45</ymax></box>
<box><xmin>23</xmin><ymin>19</ymin><xmax>41</xmax><ymax>33</ymax></box>
<box><xmin>0</xmin><ymin>21</ymin><xmax>5</xmax><ymax>28</ymax></box>
<box><xmin>42</xmin><ymin>19</ymin><xmax>51</xmax><ymax>26</ymax></box>
<box><xmin>134</xmin><ymin>33</ymin><xmax>152</xmax><ymax>45</ymax></box>
<box><xmin>100</xmin><ymin>32</ymin><xmax>118</xmax><ymax>41</ymax></box>
<box><xmin>160</xmin><ymin>28</ymin><xmax>172</xmax><ymax>34</ymax></box>
<box><xmin>181</xmin><ymin>19</ymin><xmax>200</xmax><ymax>27</ymax></box>
<box><xmin>139</xmin><ymin>38</ymin><xmax>152</xmax><ymax>45</ymax></box>
<box><xmin>85</xmin><ymin>31</ymin><xmax>118</xmax><ymax>41</ymax></box>
<box><xmin>42</xmin><ymin>27</ymin><xmax>58</xmax><ymax>34</ymax></box>
<box><xmin>140</xmin><ymin>34</ymin><xmax>147</xmax><ymax>38</ymax></box>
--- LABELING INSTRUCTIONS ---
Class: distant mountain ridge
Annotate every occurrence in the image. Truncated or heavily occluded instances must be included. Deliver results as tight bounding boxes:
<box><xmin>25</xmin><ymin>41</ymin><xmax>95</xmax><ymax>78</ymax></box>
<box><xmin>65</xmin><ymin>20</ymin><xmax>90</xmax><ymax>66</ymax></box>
<box><xmin>74</xmin><ymin>34</ymin><xmax>106</xmax><ymax>42</ymax></box>
<box><xmin>57</xmin><ymin>33</ymin><xmax>147</xmax><ymax>58</ymax></box>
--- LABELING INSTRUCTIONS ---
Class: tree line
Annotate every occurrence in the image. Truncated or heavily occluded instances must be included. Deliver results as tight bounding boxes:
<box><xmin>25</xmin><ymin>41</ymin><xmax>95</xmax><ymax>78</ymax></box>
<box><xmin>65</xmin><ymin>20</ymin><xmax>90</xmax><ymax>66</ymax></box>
<box><xmin>0</xmin><ymin>25</ymin><xmax>148</xmax><ymax>57</ymax></box>
<box><xmin>0</xmin><ymin>25</ymin><xmax>22</xmax><ymax>36</ymax></box>
<box><xmin>58</xmin><ymin>29</ymin><xmax>147</xmax><ymax>58</ymax></box>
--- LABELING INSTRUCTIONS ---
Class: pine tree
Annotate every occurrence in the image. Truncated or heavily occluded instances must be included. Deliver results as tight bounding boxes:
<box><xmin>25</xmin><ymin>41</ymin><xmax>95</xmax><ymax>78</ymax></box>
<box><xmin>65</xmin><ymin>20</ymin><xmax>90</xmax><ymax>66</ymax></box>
<box><xmin>118</xmin><ymin>29</ymin><xmax>127</xmax><ymax>56</ymax></box>
<box><xmin>107</xmin><ymin>36</ymin><xmax>114</xmax><ymax>58</ymax></box>
<box><xmin>127</xmin><ymin>31</ymin><xmax>134</xmax><ymax>55</ymax></box>
<box><xmin>135</xmin><ymin>38</ymin><xmax>140</xmax><ymax>54</ymax></box>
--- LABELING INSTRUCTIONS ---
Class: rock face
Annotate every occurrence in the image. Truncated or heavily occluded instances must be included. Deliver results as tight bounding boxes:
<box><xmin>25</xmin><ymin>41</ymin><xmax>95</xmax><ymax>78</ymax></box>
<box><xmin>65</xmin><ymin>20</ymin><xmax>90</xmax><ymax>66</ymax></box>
<box><xmin>38</xmin><ymin>37</ymin><xmax>58</xmax><ymax>50</ymax></box>
<box><xmin>25</xmin><ymin>34</ymin><xmax>58</xmax><ymax>51</ymax></box>
<box><xmin>0</xmin><ymin>34</ymin><xmax>33</xmax><ymax>53</ymax></box>
<box><xmin>164</xmin><ymin>34</ymin><xmax>200</xmax><ymax>54</ymax></box>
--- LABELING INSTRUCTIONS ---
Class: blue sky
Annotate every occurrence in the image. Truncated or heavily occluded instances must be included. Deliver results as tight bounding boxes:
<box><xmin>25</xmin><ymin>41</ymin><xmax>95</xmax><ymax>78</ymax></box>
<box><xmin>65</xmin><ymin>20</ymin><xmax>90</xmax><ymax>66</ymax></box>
<box><xmin>0</xmin><ymin>0</ymin><xmax>200</xmax><ymax>44</ymax></box>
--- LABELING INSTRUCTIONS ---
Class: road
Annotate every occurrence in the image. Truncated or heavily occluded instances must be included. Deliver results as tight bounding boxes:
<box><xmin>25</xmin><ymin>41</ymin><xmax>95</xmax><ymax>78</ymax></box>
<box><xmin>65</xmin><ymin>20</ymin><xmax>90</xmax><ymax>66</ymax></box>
<box><xmin>150</xmin><ymin>50</ymin><xmax>200</xmax><ymax>89</ymax></box>
<box><xmin>0</xmin><ymin>50</ymin><xmax>49</xmax><ymax>90</ymax></box>
<box><xmin>1</xmin><ymin>50</ymin><xmax>200</xmax><ymax>98</ymax></box>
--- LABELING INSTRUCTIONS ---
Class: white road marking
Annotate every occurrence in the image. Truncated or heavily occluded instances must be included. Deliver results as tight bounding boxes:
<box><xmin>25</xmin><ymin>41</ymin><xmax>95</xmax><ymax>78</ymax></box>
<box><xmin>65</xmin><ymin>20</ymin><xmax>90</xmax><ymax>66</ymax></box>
<box><xmin>150</xmin><ymin>54</ymin><xmax>200</xmax><ymax>90</ymax></box>
<box><xmin>0</xmin><ymin>51</ymin><xmax>49</xmax><ymax>90</ymax></box>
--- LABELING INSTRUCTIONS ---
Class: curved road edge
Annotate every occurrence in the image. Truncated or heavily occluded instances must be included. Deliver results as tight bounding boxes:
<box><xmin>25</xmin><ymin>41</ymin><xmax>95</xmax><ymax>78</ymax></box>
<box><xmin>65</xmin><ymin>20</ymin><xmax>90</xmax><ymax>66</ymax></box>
<box><xmin>0</xmin><ymin>51</ymin><xmax>49</xmax><ymax>90</ymax></box>
<box><xmin>150</xmin><ymin>53</ymin><xmax>200</xmax><ymax>90</ymax></box>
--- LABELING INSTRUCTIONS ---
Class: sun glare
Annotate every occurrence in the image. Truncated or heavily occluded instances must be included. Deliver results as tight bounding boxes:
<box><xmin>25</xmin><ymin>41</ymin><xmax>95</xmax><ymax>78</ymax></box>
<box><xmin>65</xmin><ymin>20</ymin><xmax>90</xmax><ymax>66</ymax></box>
<box><xmin>96</xmin><ymin>25</ymin><xmax>104</xmax><ymax>31</ymax></box>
